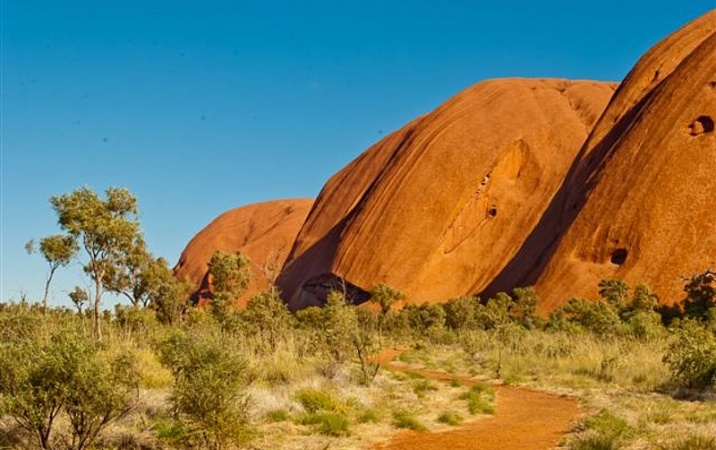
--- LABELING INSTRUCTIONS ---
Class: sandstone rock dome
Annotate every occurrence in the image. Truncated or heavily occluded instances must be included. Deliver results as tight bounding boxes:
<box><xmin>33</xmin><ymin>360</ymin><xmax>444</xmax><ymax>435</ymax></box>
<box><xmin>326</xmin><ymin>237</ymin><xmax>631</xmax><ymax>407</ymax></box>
<box><xmin>174</xmin><ymin>199</ymin><xmax>313</xmax><ymax>306</ymax></box>
<box><xmin>277</xmin><ymin>78</ymin><xmax>616</xmax><ymax>311</ymax></box>
<box><xmin>529</xmin><ymin>11</ymin><xmax>716</xmax><ymax>312</ymax></box>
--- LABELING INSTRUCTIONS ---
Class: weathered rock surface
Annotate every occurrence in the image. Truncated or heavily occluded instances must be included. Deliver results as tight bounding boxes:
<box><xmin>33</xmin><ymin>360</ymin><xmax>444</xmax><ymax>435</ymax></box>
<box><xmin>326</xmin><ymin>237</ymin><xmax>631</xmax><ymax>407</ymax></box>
<box><xmin>277</xmin><ymin>78</ymin><xmax>616</xmax><ymax>310</ymax></box>
<box><xmin>174</xmin><ymin>199</ymin><xmax>313</xmax><ymax>306</ymax></box>
<box><xmin>527</xmin><ymin>11</ymin><xmax>716</xmax><ymax>312</ymax></box>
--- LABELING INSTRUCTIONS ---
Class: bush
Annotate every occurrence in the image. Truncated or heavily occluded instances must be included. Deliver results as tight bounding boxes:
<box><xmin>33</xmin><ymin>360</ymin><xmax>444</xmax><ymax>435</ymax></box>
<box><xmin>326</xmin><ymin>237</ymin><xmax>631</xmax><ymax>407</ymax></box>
<box><xmin>156</xmin><ymin>329</ymin><xmax>250</xmax><ymax>449</ymax></box>
<box><xmin>300</xmin><ymin>412</ymin><xmax>351</xmax><ymax>436</ymax></box>
<box><xmin>437</xmin><ymin>411</ymin><xmax>463</xmax><ymax>425</ymax></box>
<box><xmin>294</xmin><ymin>388</ymin><xmax>340</xmax><ymax>414</ymax></box>
<box><xmin>663</xmin><ymin>320</ymin><xmax>716</xmax><ymax>389</ymax></box>
<box><xmin>0</xmin><ymin>325</ymin><xmax>139</xmax><ymax>450</ymax></box>
<box><xmin>392</xmin><ymin>410</ymin><xmax>426</xmax><ymax>431</ymax></box>
<box><xmin>460</xmin><ymin>383</ymin><xmax>495</xmax><ymax>415</ymax></box>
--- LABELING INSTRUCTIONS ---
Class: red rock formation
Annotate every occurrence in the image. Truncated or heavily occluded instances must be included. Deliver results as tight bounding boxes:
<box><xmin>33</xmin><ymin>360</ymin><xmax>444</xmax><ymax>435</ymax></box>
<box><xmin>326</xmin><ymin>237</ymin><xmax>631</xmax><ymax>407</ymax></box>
<box><xmin>530</xmin><ymin>11</ymin><xmax>716</xmax><ymax>312</ymax></box>
<box><xmin>277</xmin><ymin>78</ymin><xmax>616</xmax><ymax>310</ymax></box>
<box><xmin>174</xmin><ymin>199</ymin><xmax>313</xmax><ymax>307</ymax></box>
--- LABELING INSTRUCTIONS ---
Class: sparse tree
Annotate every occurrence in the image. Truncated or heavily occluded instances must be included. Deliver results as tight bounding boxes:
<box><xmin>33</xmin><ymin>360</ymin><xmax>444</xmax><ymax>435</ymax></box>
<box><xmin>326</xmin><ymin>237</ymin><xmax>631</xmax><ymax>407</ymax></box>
<box><xmin>369</xmin><ymin>283</ymin><xmax>405</xmax><ymax>345</ymax></box>
<box><xmin>50</xmin><ymin>187</ymin><xmax>142</xmax><ymax>339</ymax></box>
<box><xmin>68</xmin><ymin>286</ymin><xmax>89</xmax><ymax>315</ymax></box>
<box><xmin>25</xmin><ymin>235</ymin><xmax>78</xmax><ymax>311</ymax></box>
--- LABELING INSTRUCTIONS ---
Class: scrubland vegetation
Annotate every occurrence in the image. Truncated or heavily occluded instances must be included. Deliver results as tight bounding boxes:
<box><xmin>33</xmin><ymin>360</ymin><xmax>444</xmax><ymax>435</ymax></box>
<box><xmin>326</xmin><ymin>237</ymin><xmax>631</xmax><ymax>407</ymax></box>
<box><xmin>3</xmin><ymin>187</ymin><xmax>716</xmax><ymax>449</ymax></box>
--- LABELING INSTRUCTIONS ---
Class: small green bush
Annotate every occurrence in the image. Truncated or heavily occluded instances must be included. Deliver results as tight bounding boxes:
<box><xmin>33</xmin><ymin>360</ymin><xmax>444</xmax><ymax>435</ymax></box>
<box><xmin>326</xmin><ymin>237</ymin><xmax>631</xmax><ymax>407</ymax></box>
<box><xmin>413</xmin><ymin>379</ymin><xmax>438</xmax><ymax>397</ymax></box>
<box><xmin>392</xmin><ymin>410</ymin><xmax>427</xmax><ymax>431</ymax></box>
<box><xmin>357</xmin><ymin>409</ymin><xmax>380</xmax><ymax>424</ymax></box>
<box><xmin>460</xmin><ymin>383</ymin><xmax>495</xmax><ymax>415</ymax></box>
<box><xmin>663</xmin><ymin>320</ymin><xmax>716</xmax><ymax>389</ymax></box>
<box><xmin>437</xmin><ymin>411</ymin><xmax>463</xmax><ymax>426</ymax></box>
<box><xmin>294</xmin><ymin>388</ymin><xmax>340</xmax><ymax>413</ymax></box>
<box><xmin>301</xmin><ymin>412</ymin><xmax>351</xmax><ymax>436</ymax></box>
<box><xmin>265</xmin><ymin>409</ymin><xmax>290</xmax><ymax>422</ymax></box>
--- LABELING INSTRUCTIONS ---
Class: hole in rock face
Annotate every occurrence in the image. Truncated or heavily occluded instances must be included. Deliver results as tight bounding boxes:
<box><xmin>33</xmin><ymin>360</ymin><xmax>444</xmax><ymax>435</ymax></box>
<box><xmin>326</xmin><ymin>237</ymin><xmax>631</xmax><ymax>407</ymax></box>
<box><xmin>488</xmin><ymin>207</ymin><xmax>498</xmax><ymax>217</ymax></box>
<box><xmin>302</xmin><ymin>273</ymin><xmax>370</xmax><ymax>306</ymax></box>
<box><xmin>610</xmin><ymin>248</ymin><xmax>628</xmax><ymax>265</ymax></box>
<box><xmin>689</xmin><ymin>116</ymin><xmax>715</xmax><ymax>136</ymax></box>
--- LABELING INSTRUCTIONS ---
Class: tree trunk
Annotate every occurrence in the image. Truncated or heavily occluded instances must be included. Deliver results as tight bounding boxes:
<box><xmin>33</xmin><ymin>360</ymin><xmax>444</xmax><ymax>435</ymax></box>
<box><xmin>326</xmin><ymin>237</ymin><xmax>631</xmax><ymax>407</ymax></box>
<box><xmin>42</xmin><ymin>271</ymin><xmax>53</xmax><ymax>315</ymax></box>
<box><xmin>93</xmin><ymin>279</ymin><xmax>102</xmax><ymax>340</ymax></box>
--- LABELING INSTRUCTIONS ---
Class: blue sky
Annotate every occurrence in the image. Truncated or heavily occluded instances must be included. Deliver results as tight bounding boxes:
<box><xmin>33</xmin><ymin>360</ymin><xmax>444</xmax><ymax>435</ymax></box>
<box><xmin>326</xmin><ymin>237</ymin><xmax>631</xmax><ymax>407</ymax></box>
<box><xmin>1</xmin><ymin>1</ymin><xmax>713</xmax><ymax>307</ymax></box>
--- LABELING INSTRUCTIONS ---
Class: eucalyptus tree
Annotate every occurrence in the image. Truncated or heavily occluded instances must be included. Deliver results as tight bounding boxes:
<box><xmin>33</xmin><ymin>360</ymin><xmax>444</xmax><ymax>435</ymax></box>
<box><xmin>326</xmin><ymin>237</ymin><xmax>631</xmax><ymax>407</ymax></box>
<box><xmin>25</xmin><ymin>234</ymin><xmax>78</xmax><ymax>311</ymax></box>
<box><xmin>50</xmin><ymin>187</ymin><xmax>143</xmax><ymax>339</ymax></box>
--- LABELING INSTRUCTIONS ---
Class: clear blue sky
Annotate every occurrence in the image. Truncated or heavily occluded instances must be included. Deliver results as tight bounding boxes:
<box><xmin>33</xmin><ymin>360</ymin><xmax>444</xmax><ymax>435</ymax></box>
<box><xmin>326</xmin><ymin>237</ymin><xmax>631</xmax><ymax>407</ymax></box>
<box><xmin>1</xmin><ymin>1</ymin><xmax>713</xmax><ymax>307</ymax></box>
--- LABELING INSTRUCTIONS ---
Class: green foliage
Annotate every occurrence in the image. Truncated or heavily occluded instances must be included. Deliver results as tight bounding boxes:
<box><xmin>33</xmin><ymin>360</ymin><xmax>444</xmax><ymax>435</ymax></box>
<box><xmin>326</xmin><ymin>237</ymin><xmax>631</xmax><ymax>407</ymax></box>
<box><xmin>568</xmin><ymin>410</ymin><xmax>631</xmax><ymax>450</ymax></box>
<box><xmin>391</xmin><ymin>410</ymin><xmax>427</xmax><ymax>431</ymax></box>
<box><xmin>598</xmin><ymin>280</ymin><xmax>630</xmax><ymax>309</ymax></box>
<box><xmin>68</xmin><ymin>286</ymin><xmax>89</xmax><ymax>314</ymax></box>
<box><xmin>369</xmin><ymin>283</ymin><xmax>405</xmax><ymax>316</ymax></box>
<box><xmin>294</xmin><ymin>388</ymin><xmax>340</xmax><ymax>414</ymax></box>
<box><xmin>206</xmin><ymin>250</ymin><xmax>252</xmax><ymax>327</ymax></box>
<box><xmin>243</xmin><ymin>290</ymin><xmax>293</xmax><ymax>351</ymax></box>
<box><xmin>300</xmin><ymin>412</ymin><xmax>351</xmax><ymax>436</ymax></box>
<box><xmin>265</xmin><ymin>409</ymin><xmax>290</xmax><ymax>423</ymax></box>
<box><xmin>26</xmin><ymin>234</ymin><xmax>79</xmax><ymax>310</ymax></box>
<box><xmin>437</xmin><ymin>411</ymin><xmax>463</xmax><ymax>425</ymax></box>
<box><xmin>512</xmin><ymin>286</ymin><xmax>539</xmax><ymax>327</ymax></box>
<box><xmin>549</xmin><ymin>298</ymin><xmax>621</xmax><ymax>337</ymax></box>
<box><xmin>443</xmin><ymin>296</ymin><xmax>478</xmax><ymax>331</ymax></box>
<box><xmin>0</xmin><ymin>324</ymin><xmax>139</xmax><ymax>450</ymax></box>
<box><xmin>50</xmin><ymin>186</ymin><xmax>144</xmax><ymax>339</ymax></box>
<box><xmin>322</xmin><ymin>291</ymin><xmax>359</xmax><ymax>364</ymax></box>
<box><xmin>682</xmin><ymin>270</ymin><xmax>716</xmax><ymax>321</ymax></box>
<box><xmin>663</xmin><ymin>320</ymin><xmax>716</xmax><ymax>389</ymax></box>
<box><xmin>400</xmin><ymin>303</ymin><xmax>446</xmax><ymax>336</ymax></box>
<box><xmin>460</xmin><ymin>383</ymin><xmax>495</xmax><ymax>415</ymax></box>
<box><xmin>156</xmin><ymin>329</ymin><xmax>250</xmax><ymax>449</ymax></box>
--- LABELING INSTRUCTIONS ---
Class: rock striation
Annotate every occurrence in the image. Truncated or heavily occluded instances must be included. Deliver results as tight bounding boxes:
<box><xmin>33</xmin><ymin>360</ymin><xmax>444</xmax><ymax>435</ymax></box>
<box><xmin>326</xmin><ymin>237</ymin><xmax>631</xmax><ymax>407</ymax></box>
<box><xmin>528</xmin><ymin>11</ymin><xmax>716</xmax><ymax>312</ymax></box>
<box><xmin>277</xmin><ymin>78</ymin><xmax>616</xmax><ymax>310</ymax></box>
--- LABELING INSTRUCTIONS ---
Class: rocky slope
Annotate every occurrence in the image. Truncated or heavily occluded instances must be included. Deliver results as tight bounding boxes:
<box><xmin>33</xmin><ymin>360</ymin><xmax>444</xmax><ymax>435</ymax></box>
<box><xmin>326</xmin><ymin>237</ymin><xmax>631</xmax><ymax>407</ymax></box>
<box><xmin>528</xmin><ymin>11</ymin><xmax>716</xmax><ymax>311</ymax></box>
<box><xmin>277</xmin><ymin>79</ymin><xmax>616</xmax><ymax>310</ymax></box>
<box><xmin>174</xmin><ymin>199</ymin><xmax>313</xmax><ymax>306</ymax></box>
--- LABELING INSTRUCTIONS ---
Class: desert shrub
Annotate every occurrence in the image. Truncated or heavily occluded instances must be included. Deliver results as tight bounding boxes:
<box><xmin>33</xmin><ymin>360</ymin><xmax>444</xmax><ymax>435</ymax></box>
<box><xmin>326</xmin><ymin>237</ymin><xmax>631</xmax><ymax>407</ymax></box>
<box><xmin>156</xmin><ymin>329</ymin><xmax>250</xmax><ymax>449</ymax></box>
<box><xmin>392</xmin><ymin>410</ymin><xmax>426</xmax><ymax>431</ymax></box>
<box><xmin>443</xmin><ymin>296</ymin><xmax>478</xmax><ymax>331</ymax></box>
<box><xmin>623</xmin><ymin>310</ymin><xmax>664</xmax><ymax>341</ymax></box>
<box><xmin>400</xmin><ymin>303</ymin><xmax>446</xmax><ymax>336</ymax></box>
<box><xmin>0</xmin><ymin>325</ymin><xmax>139</xmax><ymax>450</ymax></box>
<box><xmin>550</xmin><ymin>299</ymin><xmax>621</xmax><ymax>337</ymax></box>
<box><xmin>243</xmin><ymin>290</ymin><xmax>293</xmax><ymax>352</ymax></box>
<box><xmin>437</xmin><ymin>411</ymin><xmax>463</xmax><ymax>426</ymax></box>
<box><xmin>681</xmin><ymin>270</ymin><xmax>716</xmax><ymax>321</ymax></box>
<box><xmin>322</xmin><ymin>291</ymin><xmax>359</xmax><ymax>364</ymax></box>
<box><xmin>512</xmin><ymin>286</ymin><xmax>539</xmax><ymax>328</ymax></box>
<box><xmin>663</xmin><ymin>320</ymin><xmax>716</xmax><ymax>389</ymax></box>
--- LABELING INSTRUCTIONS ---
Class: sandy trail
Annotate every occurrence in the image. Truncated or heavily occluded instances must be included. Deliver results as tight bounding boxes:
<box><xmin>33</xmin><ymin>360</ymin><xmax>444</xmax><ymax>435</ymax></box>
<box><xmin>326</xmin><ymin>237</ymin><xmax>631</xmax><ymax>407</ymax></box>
<box><xmin>372</xmin><ymin>350</ymin><xmax>580</xmax><ymax>450</ymax></box>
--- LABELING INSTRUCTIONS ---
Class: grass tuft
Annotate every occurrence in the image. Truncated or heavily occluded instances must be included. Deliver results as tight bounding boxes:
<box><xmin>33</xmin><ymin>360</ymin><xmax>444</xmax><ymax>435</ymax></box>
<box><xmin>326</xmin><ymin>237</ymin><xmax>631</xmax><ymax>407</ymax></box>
<box><xmin>437</xmin><ymin>411</ymin><xmax>463</xmax><ymax>426</ymax></box>
<box><xmin>392</xmin><ymin>410</ymin><xmax>427</xmax><ymax>431</ymax></box>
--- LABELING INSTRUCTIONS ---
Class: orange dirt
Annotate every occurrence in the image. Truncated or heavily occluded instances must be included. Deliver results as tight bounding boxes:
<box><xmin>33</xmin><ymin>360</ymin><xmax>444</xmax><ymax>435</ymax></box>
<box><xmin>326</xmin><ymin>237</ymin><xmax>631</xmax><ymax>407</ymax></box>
<box><xmin>373</xmin><ymin>351</ymin><xmax>580</xmax><ymax>450</ymax></box>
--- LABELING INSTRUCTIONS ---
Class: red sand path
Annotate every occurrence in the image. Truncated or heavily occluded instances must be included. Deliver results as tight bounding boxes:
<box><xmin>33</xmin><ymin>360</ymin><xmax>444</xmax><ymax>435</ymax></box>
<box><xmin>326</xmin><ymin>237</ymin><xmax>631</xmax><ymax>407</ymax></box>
<box><xmin>372</xmin><ymin>350</ymin><xmax>580</xmax><ymax>450</ymax></box>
